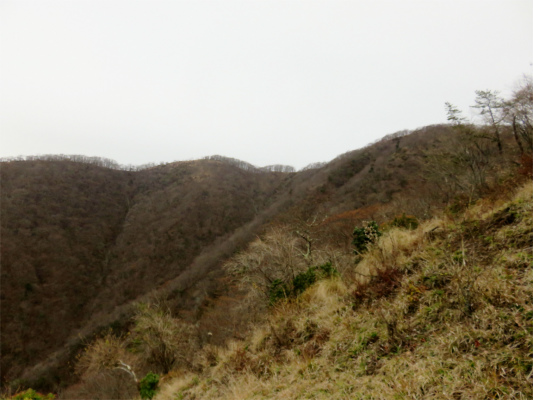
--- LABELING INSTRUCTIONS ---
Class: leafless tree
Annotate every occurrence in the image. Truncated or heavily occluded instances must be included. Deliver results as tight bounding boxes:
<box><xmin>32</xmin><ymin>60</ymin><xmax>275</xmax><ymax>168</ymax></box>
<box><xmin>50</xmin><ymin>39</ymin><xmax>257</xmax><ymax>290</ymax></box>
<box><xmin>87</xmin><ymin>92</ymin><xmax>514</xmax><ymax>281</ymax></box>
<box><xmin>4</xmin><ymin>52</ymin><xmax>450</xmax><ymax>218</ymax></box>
<box><xmin>132</xmin><ymin>303</ymin><xmax>199</xmax><ymax>374</ymax></box>
<box><xmin>472</xmin><ymin>90</ymin><xmax>507</xmax><ymax>155</ymax></box>
<box><xmin>224</xmin><ymin>227</ymin><xmax>307</xmax><ymax>298</ymax></box>
<box><xmin>506</xmin><ymin>75</ymin><xmax>533</xmax><ymax>154</ymax></box>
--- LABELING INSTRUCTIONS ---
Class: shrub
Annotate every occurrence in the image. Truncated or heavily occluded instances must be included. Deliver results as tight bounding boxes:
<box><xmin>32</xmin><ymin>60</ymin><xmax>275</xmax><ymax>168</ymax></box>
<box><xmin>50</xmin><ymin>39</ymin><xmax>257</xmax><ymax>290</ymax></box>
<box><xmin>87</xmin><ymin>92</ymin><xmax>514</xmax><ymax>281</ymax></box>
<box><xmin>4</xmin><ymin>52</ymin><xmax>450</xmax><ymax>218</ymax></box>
<box><xmin>268</xmin><ymin>262</ymin><xmax>338</xmax><ymax>305</ymax></box>
<box><xmin>350</xmin><ymin>265</ymin><xmax>402</xmax><ymax>306</ymax></box>
<box><xmin>138</xmin><ymin>372</ymin><xmax>159</xmax><ymax>400</ymax></box>
<box><xmin>353</xmin><ymin>221</ymin><xmax>381</xmax><ymax>254</ymax></box>
<box><xmin>75</xmin><ymin>332</ymin><xmax>131</xmax><ymax>377</ymax></box>
<box><xmin>317</xmin><ymin>261</ymin><xmax>338</xmax><ymax>278</ymax></box>
<box><xmin>292</xmin><ymin>268</ymin><xmax>318</xmax><ymax>296</ymax></box>
<box><xmin>132</xmin><ymin>303</ymin><xmax>198</xmax><ymax>373</ymax></box>
<box><xmin>268</xmin><ymin>279</ymin><xmax>289</xmax><ymax>306</ymax></box>
<box><xmin>390</xmin><ymin>213</ymin><xmax>419</xmax><ymax>230</ymax></box>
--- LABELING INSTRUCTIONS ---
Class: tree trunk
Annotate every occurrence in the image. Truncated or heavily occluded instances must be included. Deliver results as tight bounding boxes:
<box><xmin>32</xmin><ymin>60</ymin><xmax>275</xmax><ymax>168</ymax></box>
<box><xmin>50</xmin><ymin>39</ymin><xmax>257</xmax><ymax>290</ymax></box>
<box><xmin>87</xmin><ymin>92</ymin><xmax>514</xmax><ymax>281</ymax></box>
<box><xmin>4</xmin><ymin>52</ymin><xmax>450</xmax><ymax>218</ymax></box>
<box><xmin>512</xmin><ymin>115</ymin><xmax>525</xmax><ymax>155</ymax></box>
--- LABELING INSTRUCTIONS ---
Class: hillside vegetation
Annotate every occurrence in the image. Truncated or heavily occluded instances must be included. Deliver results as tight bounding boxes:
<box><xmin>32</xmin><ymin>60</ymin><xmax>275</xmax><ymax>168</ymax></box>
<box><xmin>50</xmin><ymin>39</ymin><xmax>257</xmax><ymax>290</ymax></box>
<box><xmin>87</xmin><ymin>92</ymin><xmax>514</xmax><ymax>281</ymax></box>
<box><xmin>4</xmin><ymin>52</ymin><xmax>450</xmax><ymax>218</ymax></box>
<box><xmin>1</xmin><ymin>77</ymin><xmax>532</xmax><ymax>398</ymax></box>
<box><xmin>1</xmin><ymin>159</ymin><xmax>287</xmax><ymax>390</ymax></box>
<box><xmin>152</xmin><ymin>181</ymin><xmax>532</xmax><ymax>400</ymax></box>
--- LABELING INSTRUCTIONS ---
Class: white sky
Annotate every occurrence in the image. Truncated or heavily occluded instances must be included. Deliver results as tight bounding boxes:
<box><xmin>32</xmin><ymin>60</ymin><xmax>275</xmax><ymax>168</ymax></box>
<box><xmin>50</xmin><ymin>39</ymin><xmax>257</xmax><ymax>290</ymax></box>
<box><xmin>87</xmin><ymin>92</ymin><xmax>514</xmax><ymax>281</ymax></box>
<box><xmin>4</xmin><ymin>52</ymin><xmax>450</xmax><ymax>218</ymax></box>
<box><xmin>1</xmin><ymin>1</ymin><xmax>532</xmax><ymax>170</ymax></box>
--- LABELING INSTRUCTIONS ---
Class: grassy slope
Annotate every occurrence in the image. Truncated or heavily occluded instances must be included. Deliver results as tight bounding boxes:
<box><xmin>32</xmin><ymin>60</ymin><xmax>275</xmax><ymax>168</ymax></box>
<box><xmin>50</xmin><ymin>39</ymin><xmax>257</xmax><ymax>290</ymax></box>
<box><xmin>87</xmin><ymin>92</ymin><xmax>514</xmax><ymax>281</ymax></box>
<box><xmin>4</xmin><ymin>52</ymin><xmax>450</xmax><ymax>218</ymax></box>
<box><xmin>156</xmin><ymin>182</ymin><xmax>533</xmax><ymax>400</ymax></box>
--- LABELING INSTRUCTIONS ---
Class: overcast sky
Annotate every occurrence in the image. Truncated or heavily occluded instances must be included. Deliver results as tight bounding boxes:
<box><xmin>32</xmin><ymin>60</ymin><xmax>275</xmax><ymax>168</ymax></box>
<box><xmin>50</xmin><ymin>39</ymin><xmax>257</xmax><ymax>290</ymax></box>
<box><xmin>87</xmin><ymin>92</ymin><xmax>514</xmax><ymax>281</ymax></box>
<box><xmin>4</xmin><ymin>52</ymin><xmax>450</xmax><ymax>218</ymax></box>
<box><xmin>1</xmin><ymin>1</ymin><xmax>532</xmax><ymax>169</ymax></box>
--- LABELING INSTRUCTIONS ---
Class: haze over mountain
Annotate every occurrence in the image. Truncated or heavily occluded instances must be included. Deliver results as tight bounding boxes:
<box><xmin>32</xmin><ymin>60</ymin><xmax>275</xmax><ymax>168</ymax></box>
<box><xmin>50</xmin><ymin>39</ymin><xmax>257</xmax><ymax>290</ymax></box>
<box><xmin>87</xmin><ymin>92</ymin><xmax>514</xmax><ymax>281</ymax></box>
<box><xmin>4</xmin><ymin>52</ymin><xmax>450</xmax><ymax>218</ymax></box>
<box><xmin>2</xmin><ymin>1</ymin><xmax>531</xmax><ymax>169</ymax></box>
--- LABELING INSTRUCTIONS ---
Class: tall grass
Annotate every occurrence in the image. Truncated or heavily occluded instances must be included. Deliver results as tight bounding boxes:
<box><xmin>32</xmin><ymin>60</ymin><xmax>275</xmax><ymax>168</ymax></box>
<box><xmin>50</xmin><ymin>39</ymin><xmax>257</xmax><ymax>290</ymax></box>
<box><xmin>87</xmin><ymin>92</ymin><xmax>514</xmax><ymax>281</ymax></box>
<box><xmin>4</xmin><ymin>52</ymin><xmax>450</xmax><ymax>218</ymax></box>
<box><xmin>78</xmin><ymin>182</ymin><xmax>533</xmax><ymax>400</ymax></box>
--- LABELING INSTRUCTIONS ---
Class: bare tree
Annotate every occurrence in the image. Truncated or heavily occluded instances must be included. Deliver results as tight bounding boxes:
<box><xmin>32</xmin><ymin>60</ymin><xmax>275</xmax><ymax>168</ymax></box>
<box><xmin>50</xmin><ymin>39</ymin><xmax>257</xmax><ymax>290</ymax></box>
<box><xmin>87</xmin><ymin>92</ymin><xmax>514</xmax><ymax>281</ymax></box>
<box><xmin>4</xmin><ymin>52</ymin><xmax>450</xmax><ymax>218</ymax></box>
<box><xmin>74</xmin><ymin>332</ymin><xmax>140</xmax><ymax>400</ymax></box>
<box><xmin>224</xmin><ymin>227</ymin><xmax>307</xmax><ymax>299</ymax></box>
<box><xmin>472</xmin><ymin>90</ymin><xmax>507</xmax><ymax>154</ymax></box>
<box><xmin>132</xmin><ymin>303</ymin><xmax>199</xmax><ymax>374</ymax></box>
<box><xmin>506</xmin><ymin>75</ymin><xmax>533</xmax><ymax>154</ymax></box>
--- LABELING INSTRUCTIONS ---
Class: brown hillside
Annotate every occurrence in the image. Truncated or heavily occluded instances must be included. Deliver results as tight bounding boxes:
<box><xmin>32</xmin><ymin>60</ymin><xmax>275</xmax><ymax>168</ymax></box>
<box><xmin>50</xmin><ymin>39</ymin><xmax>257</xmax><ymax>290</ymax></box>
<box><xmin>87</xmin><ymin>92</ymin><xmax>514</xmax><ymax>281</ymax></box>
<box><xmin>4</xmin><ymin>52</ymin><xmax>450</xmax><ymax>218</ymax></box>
<box><xmin>1</xmin><ymin>160</ymin><xmax>133</xmax><ymax>386</ymax></box>
<box><xmin>1</xmin><ymin>122</ymin><xmax>528</xmax><ymax>394</ymax></box>
<box><xmin>0</xmin><ymin>158</ymin><xmax>286</xmax><ymax>390</ymax></box>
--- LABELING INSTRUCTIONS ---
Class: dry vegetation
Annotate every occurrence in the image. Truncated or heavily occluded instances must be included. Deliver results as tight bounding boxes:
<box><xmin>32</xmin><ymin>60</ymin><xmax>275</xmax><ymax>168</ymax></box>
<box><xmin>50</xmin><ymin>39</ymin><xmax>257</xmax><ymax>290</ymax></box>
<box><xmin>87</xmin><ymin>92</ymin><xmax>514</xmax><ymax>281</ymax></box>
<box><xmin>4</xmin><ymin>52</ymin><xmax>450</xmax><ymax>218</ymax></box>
<box><xmin>1</xmin><ymin>158</ymin><xmax>287</xmax><ymax>392</ymax></box>
<box><xmin>2</xmin><ymin>77</ymin><xmax>532</xmax><ymax>398</ymax></box>
<box><xmin>154</xmin><ymin>182</ymin><xmax>533</xmax><ymax>400</ymax></box>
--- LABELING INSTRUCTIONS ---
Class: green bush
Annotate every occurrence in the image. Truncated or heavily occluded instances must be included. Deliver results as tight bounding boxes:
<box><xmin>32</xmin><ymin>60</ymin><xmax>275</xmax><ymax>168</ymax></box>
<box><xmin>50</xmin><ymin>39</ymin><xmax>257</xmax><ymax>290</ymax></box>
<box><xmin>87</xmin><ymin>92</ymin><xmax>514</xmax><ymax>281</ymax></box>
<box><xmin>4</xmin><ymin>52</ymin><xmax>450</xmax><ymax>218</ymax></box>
<box><xmin>317</xmin><ymin>261</ymin><xmax>337</xmax><ymax>278</ymax></box>
<box><xmin>391</xmin><ymin>213</ymin><xmax>419</xmax><ymax>230</ymax></box>
<box><xmin>139</xmin><ymin>372</ymin><xmax>159</xmax><ymax>400</ymax></box>
<box><xmin>268</xmin><ymin>263</ymin><xmax>338</xmax><ymax>305</ymax></box>
<box><xmin>292</xmin><ymin>268</ymin><xmax>318</xmax><ymax>295</ymax></box>
<box><xmin>11</xmin><ymin>389</ymin><xmax>55</xmax><ymax>400</ymax></box>
<box><xmin>353</xmin><ymin>221</ymin><xmax>381</xmax><ymax>254</ymax></box>
<box><xmin>268</xmin><ymin>279</ymin><xmax>289</xmax><ymax>306</ymax></box>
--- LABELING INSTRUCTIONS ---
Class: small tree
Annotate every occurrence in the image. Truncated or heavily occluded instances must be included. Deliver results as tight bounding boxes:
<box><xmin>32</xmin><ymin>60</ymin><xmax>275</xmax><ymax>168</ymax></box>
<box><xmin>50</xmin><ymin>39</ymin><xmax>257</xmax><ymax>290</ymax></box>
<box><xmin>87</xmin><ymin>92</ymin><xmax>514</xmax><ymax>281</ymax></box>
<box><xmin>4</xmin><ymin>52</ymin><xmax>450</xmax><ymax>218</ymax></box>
<box><xmin>225</xmin><ymin>226</ymin><xmax>339</xmax><ymax>306</ymax></box>
<box><xmin>75</xmin><ymin>332</ymin><xmax>140</xmax><ymax>399</ymax></box>
<box><xmin>506</xmin><ymin>75</ymin><xmax>533</xmax><ymax>154</ymax></box>
<box><xmin>76</xmin><ymin>332</ymin><xmax>137</xmax><ymax>380</ymax></box>
<box><xmin>445</xmin><ymin>102</ymin><xmax>467</xmax><ymax>126</ymax></box>
<box><xmin>224</xmin><ymin>227</ymin><xmax>307</xmax><ymax>299</ymax></box>
<box><xmin>440</xmin><ymin>101</ymin><xmax>498</xmax><ymax>198</ymax></box>
<box><xmin>132</xmin><ymin>303</ymin><xmax>198</xmax><ymax>374</ymax></box>
<box><xmin>472</xmin><ymin>90</ymin><xmax>507</xmax><ymax>154</ymax></box>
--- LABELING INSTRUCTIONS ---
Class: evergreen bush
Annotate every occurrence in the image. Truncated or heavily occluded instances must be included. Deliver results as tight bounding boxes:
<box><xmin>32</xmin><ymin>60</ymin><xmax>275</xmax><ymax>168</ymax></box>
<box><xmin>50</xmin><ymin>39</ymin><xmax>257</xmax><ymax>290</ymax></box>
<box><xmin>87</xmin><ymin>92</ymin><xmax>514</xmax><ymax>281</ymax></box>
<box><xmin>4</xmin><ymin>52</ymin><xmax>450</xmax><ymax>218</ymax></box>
<box><xmin>268</xmin><ymin>262</ymin><xmax>338</xmax><ymax>305</ymax></box>
<box><xmin>352</xmin><ymin>221</ymin><xmax>381</xmax><ymax>254</ymax></box>
<box><xmin>268</xmin><ymin>279</ymin><xmax>289</xmax><ymax>306</ymax></box>
<box><xmin>139</xmin><ymin>372</ymin><xmax>159</xmax><ymax>400</ymax></box>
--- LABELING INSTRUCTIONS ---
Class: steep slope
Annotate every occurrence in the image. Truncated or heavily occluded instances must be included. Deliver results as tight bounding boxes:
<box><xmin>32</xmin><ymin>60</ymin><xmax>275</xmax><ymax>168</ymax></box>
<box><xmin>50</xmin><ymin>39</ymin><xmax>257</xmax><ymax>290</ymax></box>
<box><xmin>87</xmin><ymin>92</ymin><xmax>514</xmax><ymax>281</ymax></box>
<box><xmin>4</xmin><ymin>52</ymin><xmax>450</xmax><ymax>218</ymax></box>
<box><xmin>0</xmin><ymin>158</ymin><xmax>287</xmax><ymax>390</ymax></box>
<box><xmin>1</xmin><ymin>123</ymin><xmax>527</xmax><ymax>394</ymax></box>
<box><xmin>154</xmin><ymin>182</ymin><xmax>533</xmax><ymax>400</ymax></box>
<box><xmin>1</xmin><ymin>160</ymin><xmax>133</xmax><ymax>386</ymax></box>
<box><xmin>87</xmin><ymin>160</ymin><xmax>286</xmax><ymax>314</ymax></box>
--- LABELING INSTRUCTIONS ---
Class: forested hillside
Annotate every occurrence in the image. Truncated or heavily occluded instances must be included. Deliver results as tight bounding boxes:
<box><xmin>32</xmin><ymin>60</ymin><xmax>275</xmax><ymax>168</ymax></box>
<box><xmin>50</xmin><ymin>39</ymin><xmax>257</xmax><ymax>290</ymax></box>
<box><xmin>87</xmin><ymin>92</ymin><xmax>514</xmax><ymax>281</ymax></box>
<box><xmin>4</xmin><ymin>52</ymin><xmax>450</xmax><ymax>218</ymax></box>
<box><xmin>1</xmin><ymin>158</ymin><xmax>288</xmax><ymax>390</ymax></box>
<box><xmin>1</xmin><ymin>79</ymin><xmax>532</xmax><ymax>398</ymax></box>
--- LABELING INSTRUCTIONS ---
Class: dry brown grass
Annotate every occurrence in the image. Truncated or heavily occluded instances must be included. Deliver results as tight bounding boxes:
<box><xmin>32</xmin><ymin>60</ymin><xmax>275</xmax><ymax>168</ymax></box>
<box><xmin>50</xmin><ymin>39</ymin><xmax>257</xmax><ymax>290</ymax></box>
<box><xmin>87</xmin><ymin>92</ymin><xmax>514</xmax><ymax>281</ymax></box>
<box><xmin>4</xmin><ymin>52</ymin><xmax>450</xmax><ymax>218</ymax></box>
<box><xmin>151</xmin><ymin>182</ymin><xmax>533</xmax><ymax>399</ymax></box>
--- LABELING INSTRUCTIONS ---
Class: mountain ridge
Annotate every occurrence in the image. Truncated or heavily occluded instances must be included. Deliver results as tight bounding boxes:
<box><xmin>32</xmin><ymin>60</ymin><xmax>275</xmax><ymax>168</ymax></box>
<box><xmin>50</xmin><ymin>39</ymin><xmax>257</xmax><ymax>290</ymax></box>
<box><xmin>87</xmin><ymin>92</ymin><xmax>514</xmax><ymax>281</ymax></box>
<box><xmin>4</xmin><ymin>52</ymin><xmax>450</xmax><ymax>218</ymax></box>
<box><xmin>1</xmin><ymin>122</ymin><xmax>530</xmax><ymax>395</ymax></box>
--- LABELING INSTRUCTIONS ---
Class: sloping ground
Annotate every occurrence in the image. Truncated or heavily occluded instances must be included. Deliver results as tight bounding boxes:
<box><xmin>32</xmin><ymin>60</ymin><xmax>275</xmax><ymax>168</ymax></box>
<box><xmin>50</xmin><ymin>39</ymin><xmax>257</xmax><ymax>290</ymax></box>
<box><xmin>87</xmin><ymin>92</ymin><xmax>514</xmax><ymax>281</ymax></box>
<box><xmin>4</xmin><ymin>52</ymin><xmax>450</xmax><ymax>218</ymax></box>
<box><xmin>0</xmin><ymin>159</ymin><xmax>287</xmax><ymax>390</ymax></box>
<box><xmin>0</xmin><ymin>161</ymin><xmax>133</xmax><ymax>384</ymax></box>
<box><xmin>85</xmin><ymin>159</ymin><xmax>287</xmax><ymax>315</ymax></box>
<box><xmin>155</xmin><ymin>182</ymin><xmax>533</xmax><ymax>400</ymax></box>
<box><xmin>1</xmin><ymin>124</ymin><xmax>525</xmax><ymax>393</ymax></box>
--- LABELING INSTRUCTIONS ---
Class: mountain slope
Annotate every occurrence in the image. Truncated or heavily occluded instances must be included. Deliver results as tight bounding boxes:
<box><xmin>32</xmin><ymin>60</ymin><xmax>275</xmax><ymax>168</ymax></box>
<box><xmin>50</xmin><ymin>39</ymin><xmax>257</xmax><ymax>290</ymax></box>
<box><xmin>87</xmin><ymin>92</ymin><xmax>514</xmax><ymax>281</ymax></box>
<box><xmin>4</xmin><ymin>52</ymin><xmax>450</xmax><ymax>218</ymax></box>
<box><xmin>0</xmin><ymin>158</ymin><xmax>287</xmax><ymax>389</ymax></box>
<box><xmin>154</xmin><ymin>181</ymin><xmax>533</xmax><ymax>400</ymax></box>
<box><xmin>1</xmin><ymin>160</ymin><xmax>133</xmax><ymax>385</ymax></box>
<box><xmin>1</xmin><ymin>123</ymin><xmax>528</xmax><ymax>394</ymax></box>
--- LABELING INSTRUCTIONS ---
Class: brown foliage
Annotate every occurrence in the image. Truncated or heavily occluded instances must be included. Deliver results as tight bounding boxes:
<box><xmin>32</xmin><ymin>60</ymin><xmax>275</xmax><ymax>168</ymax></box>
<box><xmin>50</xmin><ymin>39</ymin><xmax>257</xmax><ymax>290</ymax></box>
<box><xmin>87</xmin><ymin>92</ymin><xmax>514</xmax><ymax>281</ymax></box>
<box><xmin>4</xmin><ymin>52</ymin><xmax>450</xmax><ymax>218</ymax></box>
<box><xmin>0</xmin><ymin>158</ymin><xmax>285</xmax><ymax>390</ymax></box>
<box><xmin>132</xmin><ymin>303</ymin><xmax>199</xmax><ymax>374</ymax></box>
<box><xmin>320</xmin><ymin>204</ymin><xmax>383</xmax><ymax>248</ymax></box>
<box><xmin>350</xmin><ymin>266</ymin><xmax>402</xmax><ymax>307</ymax></box>
<box><xmin>2</xmin><ymin>121</ymin><xmax>528</xmax><ymax>393</ymax></box>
